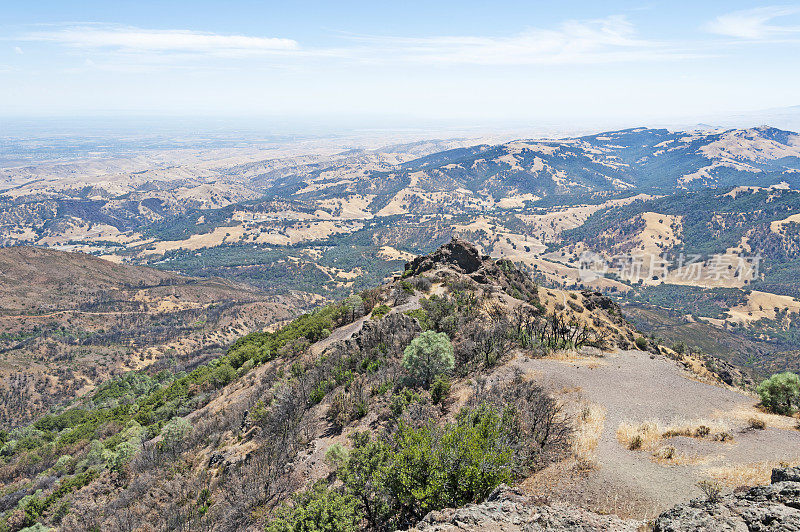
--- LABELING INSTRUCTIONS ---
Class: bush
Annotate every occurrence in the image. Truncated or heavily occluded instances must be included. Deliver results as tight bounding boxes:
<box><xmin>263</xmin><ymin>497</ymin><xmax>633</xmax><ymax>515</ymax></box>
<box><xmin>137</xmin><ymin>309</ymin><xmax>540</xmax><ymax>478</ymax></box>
<box><xmin>404</xmin><ymin>308</ymin><xmax>432</xmax><ymax>331</ymax></box>
<box><xmin>697</xmin><ymin>480</ymin><xmax>723</xmax><ymax>502</ymax></box>
<box><xmin>671</xmin><ymin>342</ymin><xmax>686</xmax><ymax>355</ymax></box>
<box><xmin>431</xmin><ymin>377</ymin><xmax>451</xmax><ymax>405</ymax></box>
<box><xmin>409</xmin><ymin>276</ymin><xmax>433</xmax><ymax>292</ymax></box>
<box><xmin>634</xmin><ymin>337</ymin><xmax>648</xmax><ymax>350</ymax></box>
<box><xmin>757</xmin><ymin>371</ymin><xmax>800</xmax><ymax>415</ymax></box>
<box><xmin>160</xmin><ymin>417</ymin><xmax>191</xmax><ymax>453</ymax></box>
<box><xmin>371</xmin><ymin>305</ymin><xmax>391</xmax><ymax>320</ymax></box>
<box><xmin>402</xmin><ymin>331</ymin><xmax>455</xmax><ymax>389</ymax></box>
<box><xmin>389</xmin><ymin>388</ymin><xmax>425</xmax><ymax>418</ymax></box>
<box><xmin>266</xmin><ymin>481</ymin><xmax>362</xmax><ymax>532</ymax></box>
<box><xmin>334</xmin><ymin>403</ymin><xmax>515</xmax><ymax>529</ymax></box>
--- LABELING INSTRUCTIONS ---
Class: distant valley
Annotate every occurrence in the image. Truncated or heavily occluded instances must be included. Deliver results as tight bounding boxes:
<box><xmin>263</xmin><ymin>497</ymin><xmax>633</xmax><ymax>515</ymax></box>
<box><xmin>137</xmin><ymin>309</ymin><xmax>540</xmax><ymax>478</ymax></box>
<box><xmin>3</xmin><ymin>125</ymin><xmax>800</xmax><ymax>379</ymax></box>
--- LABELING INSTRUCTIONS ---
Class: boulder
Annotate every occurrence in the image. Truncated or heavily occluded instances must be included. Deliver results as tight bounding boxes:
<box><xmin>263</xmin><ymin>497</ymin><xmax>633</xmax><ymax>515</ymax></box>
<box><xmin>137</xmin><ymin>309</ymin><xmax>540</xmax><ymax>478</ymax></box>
<box><xmin>772</xmin><ymin>466</ymin><xmax>800</xmax><ymax>484</ymax></box>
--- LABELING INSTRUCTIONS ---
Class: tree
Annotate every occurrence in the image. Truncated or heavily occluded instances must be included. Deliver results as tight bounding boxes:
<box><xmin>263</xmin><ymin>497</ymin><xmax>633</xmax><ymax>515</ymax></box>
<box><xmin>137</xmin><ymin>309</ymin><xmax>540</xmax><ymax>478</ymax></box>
<box><xmin>757</xmin><ymin>372</ymin><xmax>800</xmax><ymax>415</ymax></box>
<box><xmin>160</xmin><ymin>417</ymin><xmax>191</xmax><ymax>454</ymax></box>
<box><xmin>341</xmin><ymin>295</ymin><xmax>365</xmax><ymax>324</ymax></box>
<box><xmin>402</xmin><ymin>331</ymin><xmax>454</xmax><ymax>389</ymax></box>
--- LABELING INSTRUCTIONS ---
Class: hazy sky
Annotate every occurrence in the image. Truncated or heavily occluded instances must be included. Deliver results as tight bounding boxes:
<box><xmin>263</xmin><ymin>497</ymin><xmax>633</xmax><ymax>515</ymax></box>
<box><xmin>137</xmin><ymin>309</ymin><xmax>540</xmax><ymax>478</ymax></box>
<box><xmin>2</xmin><ymin>1</ymin><xmax>800</xmax><ymax>127</ymax></box>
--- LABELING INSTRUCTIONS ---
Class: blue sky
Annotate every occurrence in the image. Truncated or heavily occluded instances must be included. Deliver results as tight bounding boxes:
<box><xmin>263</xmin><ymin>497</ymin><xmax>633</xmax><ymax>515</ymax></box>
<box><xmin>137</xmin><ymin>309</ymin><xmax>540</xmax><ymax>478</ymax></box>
<box><xmin>2</xmin><ymin>1</ymin><xmax>800</xmax><ymax>126</ymax></box>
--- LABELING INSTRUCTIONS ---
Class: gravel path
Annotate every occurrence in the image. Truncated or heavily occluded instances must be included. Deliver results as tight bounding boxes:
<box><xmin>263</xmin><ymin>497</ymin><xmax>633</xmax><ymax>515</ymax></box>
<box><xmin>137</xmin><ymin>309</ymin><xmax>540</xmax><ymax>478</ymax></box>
<box><xmin>508</xmin><ymin>350</ymin><xmax>800</xmax><ymax>517</ymax></box>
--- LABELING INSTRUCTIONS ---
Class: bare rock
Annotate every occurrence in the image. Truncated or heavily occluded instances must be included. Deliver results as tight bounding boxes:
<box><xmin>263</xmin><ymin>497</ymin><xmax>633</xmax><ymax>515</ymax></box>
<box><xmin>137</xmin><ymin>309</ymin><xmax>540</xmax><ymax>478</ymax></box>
<box><xmin>405</xmin><ymin>238</ymin><xmax>485</xmax><ymax>276</ymax></box>
<box><xmin>772</xmin><ymin>466</ymin><xmax>800</xmax><ymax>484</ymax></box>
<box><xmin>406</xmin><ymin>485</ymin><xmax>643</xmax><ymax>531</ymax></box>
<box><xmin>653</xmin><ymin>467</ymin><xmax>800</xmax><ymax>531</ymax></box>
<box><xmin>404</xmin><ymin>238</ymin><xmax>540</xmax><ymax>304</ymax></box>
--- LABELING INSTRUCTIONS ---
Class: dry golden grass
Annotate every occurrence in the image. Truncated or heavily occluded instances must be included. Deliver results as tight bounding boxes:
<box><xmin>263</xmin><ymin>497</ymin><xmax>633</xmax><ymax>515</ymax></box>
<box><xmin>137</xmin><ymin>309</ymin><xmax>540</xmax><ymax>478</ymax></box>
<box><xmin>544</xmin><ymin>349</ymin><xmax>608</xmax><ymax>368</ymax></box>
<box><xmin>703</xmin><ymin>459</ymin><xmax>800</xmax><ymax>487</ymax></box>
<box><xmin>572</xmin><ymin>402</ymin><xmax>606</xmax><ymax>469</ymax></box>
<box><xmin>650</xmin><ymin>445</ymin><xmax>705</xmax><ymax>466</ymax></box>
<box><xmin>713</xmin><ymin>405</ymin><xmax>798</xmax><ymax>430</ymax></box>
<box><xmin>617</xmin><ymin>420</ymin><xmax>662</xmax><ymax>451</ymax></box>
<box><xmin>617</xmin><ymin>418</ymin><xmax>733</xmax><ymax>451</ymax></box>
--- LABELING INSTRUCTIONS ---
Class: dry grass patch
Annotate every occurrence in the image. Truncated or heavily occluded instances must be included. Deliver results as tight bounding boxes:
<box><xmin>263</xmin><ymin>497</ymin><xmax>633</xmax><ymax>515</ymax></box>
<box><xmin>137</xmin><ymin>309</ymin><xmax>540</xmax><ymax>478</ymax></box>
<box><xmin>572</xmin><ymin>402</ymin><xmax>606</xmax><ymax>470</ymax></box>
<box><xmin>703</xmin><ymin>459</ymin><xmax>800</xmax><ymax>488</ymax></box>
<box><xmin>544</xmin><ymin>349</ymin><xmax>607</xmax><ymax>368</ymax></box>
<box><xmin>617</xmin><ymin>418</ymin><xmax>733</xmax><ymax>451</ymax></box>
<box><xmin>713</xmin><ymin>405</ymin><xmax>798</xmax><ymax>431</ymax></box>
<box><xmin>650</xmin><ymin>445</ymin><xmax>704</xmax><ymax>466</ymax></box>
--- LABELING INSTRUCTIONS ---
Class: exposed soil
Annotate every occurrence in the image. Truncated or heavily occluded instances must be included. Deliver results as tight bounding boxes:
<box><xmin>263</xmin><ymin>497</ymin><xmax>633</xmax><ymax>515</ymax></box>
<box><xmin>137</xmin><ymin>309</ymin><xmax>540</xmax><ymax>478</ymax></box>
<box><xmin>503</xmin><ymin>349</ymin><xmax>800</xmax><ymax>519</ymax></box>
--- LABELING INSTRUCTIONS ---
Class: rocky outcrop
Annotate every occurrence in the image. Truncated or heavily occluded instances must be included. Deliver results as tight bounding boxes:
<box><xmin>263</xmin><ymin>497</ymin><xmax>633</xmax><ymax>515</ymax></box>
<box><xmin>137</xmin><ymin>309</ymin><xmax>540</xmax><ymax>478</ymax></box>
<box><xmin>772</xmin><ymin>466</ymin><xmax>800</xmax><ymax>483</ymax></box>
<box><xmin>694</xmin><ymin>352</ymin><xmax>757</xmax><ymax>388</ymax></box>
<box><xmin>409</xmin><ymin>468</ymin><xmax>800</xmax><ymax>532</ymax></box>
<box><xmin>405</xmin><ymin>238</ymin><xmax>489</xmax><ymax>276</ymax></box>
<box><xmin>407</xmin><ymin>485</ymin><xmax>642</xmax><ymax>531</ymax></box>
<box><xmin>653</xmin><ymin>467</ymin><xmax>800</xmax><ymax>531</ymax></box>
<box><xmin>404</xmin><ymin>238</ymin><xmax>540</xmax><ymax>304</ymax></box>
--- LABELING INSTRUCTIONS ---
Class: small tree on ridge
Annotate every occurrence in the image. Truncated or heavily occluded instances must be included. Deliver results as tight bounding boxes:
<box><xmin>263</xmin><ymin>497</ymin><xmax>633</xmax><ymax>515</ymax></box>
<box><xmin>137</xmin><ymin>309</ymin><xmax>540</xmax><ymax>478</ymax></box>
<box><xmin>402</xmin><ymin>331</ymin><xmax>454</xmax><ymax>389</ymax></box>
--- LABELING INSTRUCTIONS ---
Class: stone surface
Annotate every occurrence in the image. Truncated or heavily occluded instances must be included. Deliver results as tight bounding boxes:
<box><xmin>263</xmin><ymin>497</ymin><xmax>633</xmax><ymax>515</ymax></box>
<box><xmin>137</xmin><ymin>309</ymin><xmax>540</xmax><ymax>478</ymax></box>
<box><xmin>407</xmin><ymin>485</ymin><xmax>642</xmax><ymax>531</ymax></box>
<box><xmin>407</xmin><ymin>468</ymin><xmax>800</xmax><ymax>531</ymax></box>
<box><xmin>772</xmin><ymin>466</ymin><xmax>800</xmax><ymax>484</ymax></box>
<box><xmin>653</xmin><ymin>467</ymin><xmax>800</xmax><ymax>531</ymax></box>
<box><xmin>404</xmin><ymin>238</ymin><xmax>540</xmax><ymax>304</ymax></box>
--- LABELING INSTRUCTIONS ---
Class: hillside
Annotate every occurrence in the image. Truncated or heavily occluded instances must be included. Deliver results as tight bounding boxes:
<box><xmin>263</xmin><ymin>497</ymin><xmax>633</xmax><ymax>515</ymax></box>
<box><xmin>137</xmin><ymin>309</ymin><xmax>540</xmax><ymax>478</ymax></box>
<box><xmin>3</xmin><ymin>127</ymin><xmax>799</xmax><ymax>375</ymax></box>
<box><xmin>0</xmin><ymin>247</ymin><xmax>313</xmax><ymax>427</ymax></box>
<box><xmin>1</xmin><ymin>239</ymin><xmax>797</xmax><ymax>531</ymax></box>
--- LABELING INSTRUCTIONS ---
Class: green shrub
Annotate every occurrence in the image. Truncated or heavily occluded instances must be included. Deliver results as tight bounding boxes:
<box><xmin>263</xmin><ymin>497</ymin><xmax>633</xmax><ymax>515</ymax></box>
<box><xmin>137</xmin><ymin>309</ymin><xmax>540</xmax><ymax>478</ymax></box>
<box><xmin>402</xmin><ymin>331</ymin><xmax>454</xmax><ymax>389</ymax></box>
<box><xmin>371</xmin><ymin>304</ymin><xmax>391</xmax><ymax>320</ymax></box>
<box><xmin>389</xmin><ymin>387</ymin><xmax>423</xmax><ymax>418</ymax></box>
<box><xmin>324</xmin><ymin>443</ymin><xmax>350</xmax><ymax>468</ymax></box>
<box><xmin>310</xmin><ymin>380</ymin><xmax>333</xmax><ymax>404</ymax></box>
<box><xmin>634</xmin><ymin>337</ymin><xmax>648</xmax><ymax>350</ymax></box>
<box><xmin>431</xmin><ymin>377</ymin><xmax>451</xmax><ymax>405</ymax></box>
<box><xmin>265</xmin><ymin>481</ymin><xmax>362</xmax><ymax>532</ymax></box>
<box><xmin>160</xmin><ymin>417</ymin><xmax>191</xmax><ymax>452</ymax></box>
<box><xmin>333</xmin><ymin>403</ymin><xmax>515</xmax><ymax>529</ymax></box>
<box><xmin>404</xmin><ymin>308</ymin><xmax>432</xmax><ymax>330</ymax></box>
<box><xmin>757</xmin><ymin>371</ymin><xmax>800</xmax><ymax>415</ymax></box>
<box><xmin>210</xmin><ymin>363</ymin><xmax>236</xmax><ymax>387</ymax></box>
<box><xmin>671</xmin><ymin>342</ymin><xmax>686</xmax><ymax>355</ymax></box>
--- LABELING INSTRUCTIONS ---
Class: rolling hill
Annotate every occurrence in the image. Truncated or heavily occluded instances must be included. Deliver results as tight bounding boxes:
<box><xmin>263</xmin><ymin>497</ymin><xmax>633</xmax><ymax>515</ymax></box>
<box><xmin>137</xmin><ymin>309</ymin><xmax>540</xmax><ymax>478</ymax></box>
<box><xmin>0</xmin><ymin>247</ymin><xmax>314</xmax><ymax>427</ymax></box>
<box><xmin>0</xmin><ymin>240</ymin><xmax>796</xmax><ymax>531</ymax></box>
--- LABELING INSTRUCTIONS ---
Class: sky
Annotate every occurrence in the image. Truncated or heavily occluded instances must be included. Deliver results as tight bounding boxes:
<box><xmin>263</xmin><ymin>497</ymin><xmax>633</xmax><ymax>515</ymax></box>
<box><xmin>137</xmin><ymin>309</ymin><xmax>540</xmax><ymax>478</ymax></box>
<box><xmin>2</xmin><ymin>1</ymin><xmax>800</xmax><ymax>129</ymax></box>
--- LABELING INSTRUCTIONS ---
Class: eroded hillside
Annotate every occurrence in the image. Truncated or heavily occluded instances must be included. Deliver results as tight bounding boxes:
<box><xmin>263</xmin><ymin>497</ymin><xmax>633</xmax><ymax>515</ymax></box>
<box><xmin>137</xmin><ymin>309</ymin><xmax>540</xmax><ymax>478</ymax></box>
<box><xmin>0</xmin><ymin>247</ymin><xmax>315</xmax><ymax>427</ymax></box>
<box><xmin>1</xmin><ymin>240</ymin><xmax>796</xmax><ymax>531</ymax></box>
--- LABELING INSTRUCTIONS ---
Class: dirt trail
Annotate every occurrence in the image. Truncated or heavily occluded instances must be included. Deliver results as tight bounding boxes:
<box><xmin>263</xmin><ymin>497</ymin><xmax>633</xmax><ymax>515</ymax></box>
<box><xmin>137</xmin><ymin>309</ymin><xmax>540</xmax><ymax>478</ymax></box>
<box><xmin>310</xmin><ymin>294</ymin><xmax>424</xmax><ymax>356</ymax></box>
<box><xmin>507</xmin><ymin>350</ymin><xmax>800</xmax><ymax>518</ymax></box>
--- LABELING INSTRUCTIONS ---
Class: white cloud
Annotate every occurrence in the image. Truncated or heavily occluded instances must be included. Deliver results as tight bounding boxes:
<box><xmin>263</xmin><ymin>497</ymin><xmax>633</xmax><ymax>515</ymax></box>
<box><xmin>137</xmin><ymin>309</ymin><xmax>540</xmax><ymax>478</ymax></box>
<box><xmin>706</xmin><ymin>6</ymin><xmax>800</xmax><ymax>39</ymax></box>
<box><xmin>23</xmin><ymin>24</ymin><xmax>299</xmax><ymax>57</ymax></box>
<box><xmin>13</xmin><ymin>46</ymin><xmax>23</xmax><ymax>54</ymax></box>
<box><xmin>345</xmin><ymin>15</ymin><xmax>697</xmax><ymax>65</ymax></box>
<box><xmin>17</xmin><ymin>17</ymin><xmax>699</xmax><ymax>68</ymax></box>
